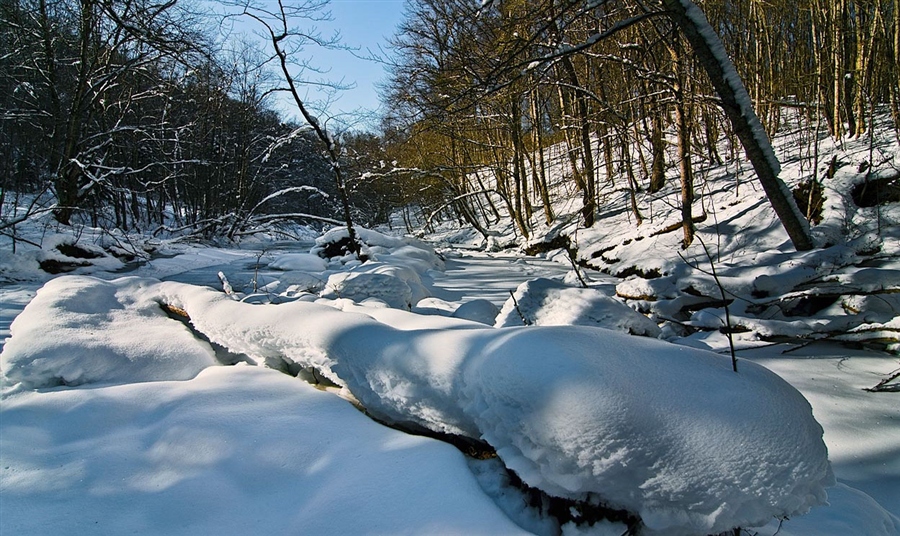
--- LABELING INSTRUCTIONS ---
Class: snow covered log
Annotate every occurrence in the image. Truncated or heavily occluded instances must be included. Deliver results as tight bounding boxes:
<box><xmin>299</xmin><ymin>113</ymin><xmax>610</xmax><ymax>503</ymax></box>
<box><xmin>1</xmin><ymin>276</ymin><xmax>834</xmax><ymax>535</ymax></box>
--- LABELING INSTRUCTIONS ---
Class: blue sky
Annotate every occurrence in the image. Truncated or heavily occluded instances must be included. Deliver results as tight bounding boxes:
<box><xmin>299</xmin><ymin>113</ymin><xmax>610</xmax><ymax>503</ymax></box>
<box><xmin>320</xmin><ymin>0</ymin><xmax>406</xmax><ymax>113</ymax></box>
<box><xmin>246</xmin><ymin>0</ymin><xmax>407</xmax><ymax>128</ymax></box>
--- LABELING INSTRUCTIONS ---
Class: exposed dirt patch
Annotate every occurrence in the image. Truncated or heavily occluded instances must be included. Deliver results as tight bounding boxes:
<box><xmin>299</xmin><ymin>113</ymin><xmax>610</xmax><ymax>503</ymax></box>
<box><xmin>524</xmin><ymin>234</ymin><xmax>571</xmax><ymax>256</ymax></box>
<box><xmin>615</xmin><ymin>265</ymin><xmax>662</xmax><ymax>279</ymax></box>
<box><xmin>56</xmin><ymin>243</ymin><xmax>102</xmax><ymax>259</ymax></box>
<box><xmin>793</xmin><ymin>178</ymin><xmax>825</xmax><ymax>224</ymax></box>
<box><xmin>317</xmin><ymin>235</ymin><xmax>370</xmax><ymax>262</ymax></box>
<box><xmin>39</xmin><ymin>259</ymin><xmax>89</xmax><ymax>274</ymax></box>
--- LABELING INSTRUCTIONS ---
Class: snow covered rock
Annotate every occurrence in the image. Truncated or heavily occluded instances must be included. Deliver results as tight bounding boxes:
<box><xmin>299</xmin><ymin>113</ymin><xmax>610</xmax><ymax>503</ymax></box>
<box><xmin>320</xmin><ymin>263</ymin><xmax>431</xmax><ymax>310</ymax></box>
<box><xmin>1</xmin><ymin>276</ymin><xmax>217</xmax><ymax>389</ymax></box>
<box><xmin>452</xmin><ymin>299</ymin><xmax>500</xmax><ymax>325</ymax></box>
<box><xmin>268</xmin><ymin>253</ymin><xmax>328</xmax><ymax>272</ymax></box>
<box><xmin>495</xmin><ymin>278</ymin><xmax>661</xmax><ymax>337</ymax></box>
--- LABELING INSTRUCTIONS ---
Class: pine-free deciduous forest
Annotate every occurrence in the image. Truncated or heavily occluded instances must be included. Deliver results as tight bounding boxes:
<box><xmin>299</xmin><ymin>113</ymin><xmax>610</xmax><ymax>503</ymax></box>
<box><xmin>1</xmin><ymin>1</ymin><xmax>899</xmax><ymax>535</ymax></box>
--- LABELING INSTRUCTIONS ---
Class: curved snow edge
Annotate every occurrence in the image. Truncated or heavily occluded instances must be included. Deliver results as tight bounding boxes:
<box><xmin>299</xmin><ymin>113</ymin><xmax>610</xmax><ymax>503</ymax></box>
<box><xmin>2</xmin><ymin>276</ymin><xmax>834</xmax><ymax>535</ymax></box>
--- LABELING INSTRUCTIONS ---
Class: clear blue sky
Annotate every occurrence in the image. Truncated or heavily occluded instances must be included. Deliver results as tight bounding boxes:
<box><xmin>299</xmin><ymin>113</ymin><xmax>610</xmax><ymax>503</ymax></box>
<box><xmin>319</xmin><ymin>0</ymin><xmax>406</xmax><ymax>113</ymax></box>
<box><xmin>222</xmin><ymin>0</ymin><xmax>406</xmax><ymax>129</ymax></box>
<box><xmin>253</xmin><ymin>0</ymin><xmax>407</xmax><ymax>129</ymax></box>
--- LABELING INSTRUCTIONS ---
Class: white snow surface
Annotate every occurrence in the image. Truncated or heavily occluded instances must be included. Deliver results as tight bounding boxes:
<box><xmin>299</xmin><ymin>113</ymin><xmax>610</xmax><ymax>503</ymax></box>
<box><xmin>495</xmin><ymin>277</ymin><xmax>661</xmax><ymax>337</ymax></box>
<box><xmin>2</xmin><ymin>276</ymin><xmax>217</xmax><ymax>388</ymax></box>
<box><xmin>5</xmin><ymin>102</ymin><xmax>900</xmax><ymax>536</ymax></box>
<box><xmin>1</xmin><ymin>364</ymin><xmax>530</xmax><ymax>536</ymax></box>
<box><xmin>267</xmin><ymin>252</ymin><xmax>328</xmax><ymax>271</ymax></box>
<box><xmin>3</xmin><ymin>272</ymin><xmax>833</xmax><ymax>535</ymax></box>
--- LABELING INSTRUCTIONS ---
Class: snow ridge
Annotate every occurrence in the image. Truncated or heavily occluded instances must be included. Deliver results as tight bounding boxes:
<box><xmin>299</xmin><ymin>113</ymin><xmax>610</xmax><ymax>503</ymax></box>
<box><xmin>2</xmin><ymin>274</ymin><xmax>834</xmax><ymax>535</ymax></box>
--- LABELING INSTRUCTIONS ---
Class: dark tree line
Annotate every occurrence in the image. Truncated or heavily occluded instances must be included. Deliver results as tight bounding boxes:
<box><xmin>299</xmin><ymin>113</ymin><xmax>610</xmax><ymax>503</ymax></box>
<box><xmin>0</xmin><ymin>0</ymin><xmax>382</xmax><ymax>240</ymax></box>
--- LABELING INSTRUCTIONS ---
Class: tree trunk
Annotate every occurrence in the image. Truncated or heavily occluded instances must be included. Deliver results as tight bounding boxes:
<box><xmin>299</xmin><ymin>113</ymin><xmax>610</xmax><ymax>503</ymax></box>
<box><xmin>670</xmin><ymin>38</ymin><xmax>695</xmax><ymax>248</ymax></box>
<box><xmin>530</xmin><ymin>89</ymin><xmax>554</xmax><ymax>224</ymax></box>
<box><xmin>649</xmin><ymin>110</ymin><xmax>667</xmax><ymax>193</ymax></box>
<box><xmin>660</xmin><ymin>0</ymin><xmax>814</xmax><ymax>251</ymax></box>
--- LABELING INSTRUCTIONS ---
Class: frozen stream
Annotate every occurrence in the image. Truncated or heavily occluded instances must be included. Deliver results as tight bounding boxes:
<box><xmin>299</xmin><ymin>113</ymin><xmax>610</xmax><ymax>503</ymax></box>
<box><xmin>428</xmin><ymin>251</ymin><xmax>595</xmax><ymax>305</ymax></box>
<box><xmin>0</xmin><ymin>244</ymin><xmax>589</xmax><ymax>351</ymax></box>
<box><xmin>1</xmin><ymin>240</ymin><xmax>898</xmax><ymax>532</ymax></box>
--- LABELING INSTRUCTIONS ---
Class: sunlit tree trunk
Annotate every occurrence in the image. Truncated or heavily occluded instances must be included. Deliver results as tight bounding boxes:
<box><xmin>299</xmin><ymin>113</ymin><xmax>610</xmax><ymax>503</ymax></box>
<box><xmin>660</xmin><ymin>0</ymin><xmax>814</xmax><ymax>251</ymax></box>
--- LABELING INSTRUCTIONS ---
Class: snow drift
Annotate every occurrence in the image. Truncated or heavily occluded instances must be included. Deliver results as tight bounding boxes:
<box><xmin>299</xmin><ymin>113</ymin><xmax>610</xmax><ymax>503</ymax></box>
<box><xmin>0</xmin><ymin>365</ymin><xmax>531</xmax><ymax>535</ymax></box>
<box><xmin>1</xmin><ymin>275</ymin><xmax>833</xmax><ymax>535</ymax></box>
<box><xmin>495</xmin><ymin>277</ymin><xmax>661</xmax><ymax>337</ymax></box>
<box><xmin>1</xmin><ymin>276</ymin><xmax>217</xmax><ymax>388</ymax></box>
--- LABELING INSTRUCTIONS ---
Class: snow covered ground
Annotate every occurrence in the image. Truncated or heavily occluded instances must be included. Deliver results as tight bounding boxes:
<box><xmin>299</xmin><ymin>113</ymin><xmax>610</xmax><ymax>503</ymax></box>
<box><xmin>1</xmin><ymin>225</ymin><xmax>897</xmax><ymax>535</ymax></box>
<box><xmin>2</xmin><ymin>105</ymin><xmax>899</xmax><ymax>534</ymax></box>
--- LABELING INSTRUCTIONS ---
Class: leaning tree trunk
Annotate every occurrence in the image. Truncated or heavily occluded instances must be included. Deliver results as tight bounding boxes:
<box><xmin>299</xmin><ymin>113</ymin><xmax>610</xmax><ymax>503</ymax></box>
<box><xmin>660</xmin><ymin>0</ymin><xmax>815</xmax><ymax>251</ymax></box>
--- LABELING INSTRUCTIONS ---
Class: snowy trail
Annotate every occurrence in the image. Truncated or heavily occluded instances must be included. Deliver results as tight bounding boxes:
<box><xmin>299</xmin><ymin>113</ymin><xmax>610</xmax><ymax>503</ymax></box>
<box><xmin>427</xmin><ymin>251</ymin><xmax>607</xmax><ymax>305</ymax></box>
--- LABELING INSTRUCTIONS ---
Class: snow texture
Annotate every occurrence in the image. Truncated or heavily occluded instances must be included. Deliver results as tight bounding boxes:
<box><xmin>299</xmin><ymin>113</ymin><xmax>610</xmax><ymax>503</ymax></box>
<box><xmin>1</xmin><ymin>276</ymin><xmax>217</xmax><ymax>388</ymax></box>
<box><xmin>2</xmin><ymin>274</ymin><xmax>833</xmax><ymax>535</ymax></box>
<box><xmin>267</xmin><ymin>252</ymin><xmax>328</xmax><ymax>271</ymax></box>
<box><xmin>495</xmin><ymin>277</ymin><xmax>661</xmax><ymax>337</ymax></box>
<box><xmin>0</xmin><ymin>365</ymin><xmax>531</xmax><ymax>535</ymax></box>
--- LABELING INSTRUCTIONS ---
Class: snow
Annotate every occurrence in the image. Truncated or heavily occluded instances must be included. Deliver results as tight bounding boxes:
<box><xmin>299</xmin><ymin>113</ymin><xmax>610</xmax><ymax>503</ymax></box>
<box><xmin>1</xmin><ymin>365</ymin><xmax>531</xmax><ymax>536</ymax></box>
<box><xmin>3</xmin><ymin>272</ymin><xmax>833</xmax><ymax>535</ymax></box>
<box><xmin>1</xmin><ymin>276</ymin><xmax>217</xmax><ymax>389</ymax></box>
<box><xmin>3</xmin><ymin>105</ymin><xmax>900</xmax><ymax>534</ymax></box>
<box><xmin>495</xmin><ymin>277</ymin><xmax>662</xmax><ymax>337</ymax></box>
<box><xmin>267</xmin><ymin>252</ymin><xmax>328</xmax><ymax>271</ymax></box>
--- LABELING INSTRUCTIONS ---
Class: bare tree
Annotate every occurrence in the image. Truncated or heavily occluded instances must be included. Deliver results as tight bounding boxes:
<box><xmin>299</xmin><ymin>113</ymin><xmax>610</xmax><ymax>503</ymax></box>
<box><xmin>658</xmin><ymin>0</ymin><xmax>814</xmax><ymax>251</ymax></box>
<box><xmin>235</xmin><ymin>0</ymin><xmax>360</xmax><ymax>254</ymax></box>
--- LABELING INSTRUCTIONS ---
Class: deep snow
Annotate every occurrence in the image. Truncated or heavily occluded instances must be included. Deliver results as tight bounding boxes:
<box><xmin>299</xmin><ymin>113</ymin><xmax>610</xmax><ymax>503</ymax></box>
<box><xmin>2</xmin><ymin>103</ymin><xmax>900</xmax><ymax>534</ymax></box>
<box><xmin>1</xmin><ymin>227</ymin><xmax>896</xmax><ymax>535</ymax></box>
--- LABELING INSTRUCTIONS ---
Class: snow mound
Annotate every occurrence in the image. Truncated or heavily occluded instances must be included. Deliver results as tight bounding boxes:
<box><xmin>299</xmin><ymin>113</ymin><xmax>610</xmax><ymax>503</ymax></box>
<box><xmin>5</xmin><ymin>276</ymin><xmax>834</xmax><ymax>534</ymax></box>
<box><xmin>452</xmin><ymin>299</ymin><xmax>500</xmax><ymax>325</ymax></box>
<box><xmin>312</xmin><ymin>226</ymin><xmax>438</xmax><ymax>264</ymax></box>
<box><xmin>320</xmin><ymin>263</ymin><xmax>429</xmax><ymax>310</ymax></box>
<box><xmin>455</xmin><ymin>327</ymin><xmax>833</xmax><ymax>534</ymax></box>
<box><xmin>750</xmin><ymin>483</ymin><xmax>900</xmax><ymax>536</ymax></box>
<box><xmin>495</xmin><ymin>278</ymin><xmax>661</xmax><ymax>337</ymax></box>
<box><xmin>268</xmin><ymin>253</ymin><xmax>328</xmax><ymax>272</ymax></box>
<box><xmin>0</xmin><ymin>365</ymin><xmax>531</xmax><ymax>535</ymax></box>
<box><xmin>1</xmin><ymin>276</ymin><xmax>217</xmax><ymax>389</ymax></box>
<box><xmin>305</xmin><ymin>227</ymin><xmax>440</xmax><ymax>310</ymax></box>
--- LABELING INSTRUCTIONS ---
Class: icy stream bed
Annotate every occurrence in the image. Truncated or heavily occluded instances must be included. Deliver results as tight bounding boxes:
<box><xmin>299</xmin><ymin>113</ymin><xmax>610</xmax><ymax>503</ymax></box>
<box><xmin>1</xmin><ymin>240</ymin><xmax>898</xmax><ymax>535</ymax></box>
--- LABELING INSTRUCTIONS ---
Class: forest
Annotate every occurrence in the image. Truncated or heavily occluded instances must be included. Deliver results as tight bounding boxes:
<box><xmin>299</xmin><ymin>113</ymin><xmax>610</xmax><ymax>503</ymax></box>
<box><xmin>2</xmin><ymin>0</ymin><xmax>899</xmax><ymax>247</ymax></box>
<box><xmin>2</xmin><ymin>1</ymin><xmax>899</xmax><ymax>534</ymax></box>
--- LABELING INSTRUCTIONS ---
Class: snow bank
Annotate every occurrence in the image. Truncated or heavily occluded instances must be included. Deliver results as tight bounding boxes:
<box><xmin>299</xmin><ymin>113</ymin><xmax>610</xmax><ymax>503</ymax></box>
<box><xmin>1</xmin><ymin>276</ymin><xmax>217</xmax><ymax>389</ymax></box>
<box><xmin>267</xmin><ymin>252</ymin><xmax>328</xmax><ymax>272</ymax></box>
<box><xmin>451</xmin><ymin>299</ymin><xmax>500</xmax><ymax>325</ymax></box>
<box><xmin>495</xmin><ymin>278</ymin><xmax>661</xmax><ymax>337</ymax></box>
<box><xmin>0</xmin><ymin>365</ymin><xmax>531</xmax><ymax>535</ymax></box>
<box><xmin>320</xmin><ymin>262</ymin><xmax>431</xmax><ymax>310</ymax></box>
<box><xmin>750</xmin><ymin>483</ymin><xmax>900</xmax><ymax>536</ymax></box>
<box><xmin>249</xmin><ymin>227</ymin><xmax>443</xmax><ymax>310</ymax></box>
<box><xmin>3</xmin><ymin>275</ymin><xmax>834</xmax><ymax>534</ymax></box>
